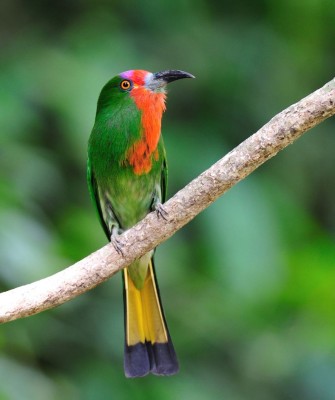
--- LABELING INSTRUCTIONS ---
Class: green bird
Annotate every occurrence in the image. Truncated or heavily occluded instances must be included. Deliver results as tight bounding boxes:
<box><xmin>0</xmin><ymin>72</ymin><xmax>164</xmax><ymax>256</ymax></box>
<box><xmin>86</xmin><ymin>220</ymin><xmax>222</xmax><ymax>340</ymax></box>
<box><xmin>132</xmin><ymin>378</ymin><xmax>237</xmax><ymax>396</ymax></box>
<box><xmin>87</xmin><ymin>69</ymin><xmax>194</xmax><ymax>377</ymax></box>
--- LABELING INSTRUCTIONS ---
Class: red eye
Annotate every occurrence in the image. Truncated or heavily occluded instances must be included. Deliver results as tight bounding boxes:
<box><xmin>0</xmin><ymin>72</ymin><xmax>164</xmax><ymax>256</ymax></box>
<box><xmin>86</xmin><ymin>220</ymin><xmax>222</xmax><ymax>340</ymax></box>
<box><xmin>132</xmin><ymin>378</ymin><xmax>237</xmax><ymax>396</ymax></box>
<box><xmin>120</xmin><ymin>80</ymin><xmax>132</xmax><ymax>90</ymax></box>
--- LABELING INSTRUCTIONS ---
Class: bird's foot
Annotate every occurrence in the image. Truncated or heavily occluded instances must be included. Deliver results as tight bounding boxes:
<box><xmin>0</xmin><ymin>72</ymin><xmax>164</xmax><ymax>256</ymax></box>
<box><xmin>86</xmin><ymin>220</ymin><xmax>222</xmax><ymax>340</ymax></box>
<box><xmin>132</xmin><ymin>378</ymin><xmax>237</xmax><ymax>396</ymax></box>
<box><xmin>111</xmin><ymin>228</ymin><xmax>125</xmax><ymax>256</ymax></box>
<box><xmin>154</xmin><ymin>202</ymin><xmax>169</xmax><ymax>221</ymax></box>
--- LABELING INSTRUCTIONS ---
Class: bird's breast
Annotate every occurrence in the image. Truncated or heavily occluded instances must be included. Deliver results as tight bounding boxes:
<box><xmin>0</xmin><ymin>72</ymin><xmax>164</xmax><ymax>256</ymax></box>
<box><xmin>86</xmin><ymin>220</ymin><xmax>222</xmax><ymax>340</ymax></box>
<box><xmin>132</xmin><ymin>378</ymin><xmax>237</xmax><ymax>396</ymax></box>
<box><xmin>126</xmin><ymin>89</ymin><xmax>166</xmax><ymax>175</ymax></box>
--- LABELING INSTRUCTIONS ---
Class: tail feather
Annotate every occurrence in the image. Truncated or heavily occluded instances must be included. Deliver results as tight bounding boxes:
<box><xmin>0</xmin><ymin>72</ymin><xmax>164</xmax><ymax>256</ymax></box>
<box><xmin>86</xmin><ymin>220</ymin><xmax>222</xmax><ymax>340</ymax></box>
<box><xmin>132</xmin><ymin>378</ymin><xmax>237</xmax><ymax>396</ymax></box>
<box><xmin>123</xmin><ymin>259</ymin><xmax>179</xmax><ymax>377</ymax></box>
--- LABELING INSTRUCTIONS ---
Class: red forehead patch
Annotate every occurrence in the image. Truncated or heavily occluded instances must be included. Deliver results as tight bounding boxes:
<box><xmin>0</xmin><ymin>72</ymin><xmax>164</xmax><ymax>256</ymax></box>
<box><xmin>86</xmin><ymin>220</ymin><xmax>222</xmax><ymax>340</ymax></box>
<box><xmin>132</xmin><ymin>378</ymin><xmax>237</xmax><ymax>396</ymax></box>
<box><xmin>120</xmin><ymin>70</ymin><xmax>151</xmax><ymax>86</ymax></box>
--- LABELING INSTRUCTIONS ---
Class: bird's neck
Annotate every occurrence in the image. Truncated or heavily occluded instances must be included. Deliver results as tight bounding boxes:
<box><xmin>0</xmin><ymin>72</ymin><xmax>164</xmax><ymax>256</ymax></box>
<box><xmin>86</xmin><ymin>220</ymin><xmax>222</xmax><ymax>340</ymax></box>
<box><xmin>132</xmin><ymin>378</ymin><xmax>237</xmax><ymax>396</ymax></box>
<box><xmin>127</xmin><ymin>88</ymin><xmax>166</xmax><ymax>175</ymax></box>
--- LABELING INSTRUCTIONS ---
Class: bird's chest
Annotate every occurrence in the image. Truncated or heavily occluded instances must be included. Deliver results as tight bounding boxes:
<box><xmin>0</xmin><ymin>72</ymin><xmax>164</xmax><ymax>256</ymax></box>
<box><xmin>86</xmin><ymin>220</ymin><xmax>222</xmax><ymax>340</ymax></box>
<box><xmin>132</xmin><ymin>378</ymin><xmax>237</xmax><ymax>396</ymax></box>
<box><xmin>89</xmin><ymin>111</ymin><xmax>164</xmax><ymax>229</ymax></box>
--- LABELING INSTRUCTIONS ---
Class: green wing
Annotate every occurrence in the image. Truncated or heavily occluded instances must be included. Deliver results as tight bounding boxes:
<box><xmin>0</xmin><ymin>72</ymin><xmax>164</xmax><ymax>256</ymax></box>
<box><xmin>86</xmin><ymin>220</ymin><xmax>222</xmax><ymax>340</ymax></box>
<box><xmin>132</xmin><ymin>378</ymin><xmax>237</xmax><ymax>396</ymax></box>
<box><xmin>87</xmin><ymin>158</ymin><xmax>110</xmax><ymax>240</ymax></box>
<box><xmin>161</xmin><ymin>155</ymin><xmax>168</xmax><ymax>203</ymax></box>
<box><xmin>159</xmin><ymin>135</ymin><xmax>168</xmax><ymax>204</ymax></box>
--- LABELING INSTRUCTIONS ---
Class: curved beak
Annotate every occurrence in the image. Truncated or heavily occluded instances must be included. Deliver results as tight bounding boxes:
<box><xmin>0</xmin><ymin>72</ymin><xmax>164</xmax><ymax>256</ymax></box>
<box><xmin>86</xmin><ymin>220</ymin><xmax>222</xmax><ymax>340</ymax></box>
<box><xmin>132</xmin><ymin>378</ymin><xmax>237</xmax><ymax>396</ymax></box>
<box><xmin>154</xmin><ymin>70</ymin><xmax>195</xmax><ymax>83</ymax></box>
<box><xmin>146</xmin><ymin>70</ymin><xmax>195</xmax><ymax>91</ymax></box>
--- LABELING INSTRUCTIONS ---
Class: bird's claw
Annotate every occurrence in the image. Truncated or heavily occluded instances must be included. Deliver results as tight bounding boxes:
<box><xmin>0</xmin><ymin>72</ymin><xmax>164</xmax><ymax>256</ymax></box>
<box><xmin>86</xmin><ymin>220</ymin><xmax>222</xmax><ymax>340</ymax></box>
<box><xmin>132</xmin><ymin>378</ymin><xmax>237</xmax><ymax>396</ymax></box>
<box><xmin>111</xmin><ymin>235</ymin><xmax>125</xmax><ymax>256</ymax></box>
<box><xmin>155</xmin><ymin>203</ymin><xmax>169</xmax><ymax>221</ymax></box>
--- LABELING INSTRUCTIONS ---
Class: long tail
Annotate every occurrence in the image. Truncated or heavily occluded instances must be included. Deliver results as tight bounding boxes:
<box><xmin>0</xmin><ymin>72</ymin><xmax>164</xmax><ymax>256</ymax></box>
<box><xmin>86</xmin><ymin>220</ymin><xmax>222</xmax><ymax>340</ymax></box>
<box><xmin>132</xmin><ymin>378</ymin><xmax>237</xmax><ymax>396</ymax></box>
<box><xmin>123</xmin><ymin>258</ymin><xmax>179</xmax><ymax>377</ymax></box>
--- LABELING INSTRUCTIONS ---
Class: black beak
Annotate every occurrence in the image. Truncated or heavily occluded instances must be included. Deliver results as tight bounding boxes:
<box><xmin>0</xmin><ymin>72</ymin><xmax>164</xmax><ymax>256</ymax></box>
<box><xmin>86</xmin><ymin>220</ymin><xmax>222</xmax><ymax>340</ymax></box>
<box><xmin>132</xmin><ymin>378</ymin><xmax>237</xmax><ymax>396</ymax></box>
<box><xmin>153</xmin><ymin>70</ymin><xmax>195</xmax><ymax>84</ymax></box>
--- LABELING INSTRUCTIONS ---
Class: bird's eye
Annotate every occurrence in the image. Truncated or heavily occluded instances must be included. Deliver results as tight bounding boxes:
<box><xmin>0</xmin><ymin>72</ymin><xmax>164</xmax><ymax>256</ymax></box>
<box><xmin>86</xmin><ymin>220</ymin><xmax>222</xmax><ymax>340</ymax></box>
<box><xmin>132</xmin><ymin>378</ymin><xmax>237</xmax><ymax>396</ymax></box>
<box><xmin>120</xmin><ymin>80</ymin><xmax>132</xmax><ymax>91</ymax></box>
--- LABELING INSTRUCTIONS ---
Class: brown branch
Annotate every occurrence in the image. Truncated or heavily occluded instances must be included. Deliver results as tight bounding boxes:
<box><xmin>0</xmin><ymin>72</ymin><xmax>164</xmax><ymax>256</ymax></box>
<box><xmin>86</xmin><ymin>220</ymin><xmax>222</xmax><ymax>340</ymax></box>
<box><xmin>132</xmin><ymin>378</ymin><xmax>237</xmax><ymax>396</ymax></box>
<box><xmin>1</xmin><ymin>78</ymin><xmax>335</xmax><ymax>323</ymax></box>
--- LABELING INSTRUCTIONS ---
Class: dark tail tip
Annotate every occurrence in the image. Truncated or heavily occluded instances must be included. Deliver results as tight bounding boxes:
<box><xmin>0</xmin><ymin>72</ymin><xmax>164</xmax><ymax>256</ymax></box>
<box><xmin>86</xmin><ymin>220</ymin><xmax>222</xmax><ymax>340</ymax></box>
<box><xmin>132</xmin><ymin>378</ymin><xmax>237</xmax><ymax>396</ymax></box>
<box><xmin>124</xmin><ymin>341</ymin><xmax>179</xmax><ymax>378</ymax></box>
<box><xmin>124</xmin><ymin>342</ymin><xmax>150</xmax><ymax>378</ymax></box>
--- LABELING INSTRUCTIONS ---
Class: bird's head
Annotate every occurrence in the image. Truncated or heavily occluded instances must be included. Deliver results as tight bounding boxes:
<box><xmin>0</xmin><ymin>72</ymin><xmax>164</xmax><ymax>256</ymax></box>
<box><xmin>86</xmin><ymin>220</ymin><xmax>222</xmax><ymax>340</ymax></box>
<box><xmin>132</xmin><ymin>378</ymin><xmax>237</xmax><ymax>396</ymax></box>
<box><xmin>118</xmin><ymin>69</ymin><xmax>195</xmax><ymax>93</ymax></box>
<box><xmin>94</xmin><ymin>69</ymin><xmax>194</xmax><ymax>174</ymax></box>
<box><xmin>97</xmin><ymin>69</ymin><xmax>194</xmax><ymax>113</ymax></box>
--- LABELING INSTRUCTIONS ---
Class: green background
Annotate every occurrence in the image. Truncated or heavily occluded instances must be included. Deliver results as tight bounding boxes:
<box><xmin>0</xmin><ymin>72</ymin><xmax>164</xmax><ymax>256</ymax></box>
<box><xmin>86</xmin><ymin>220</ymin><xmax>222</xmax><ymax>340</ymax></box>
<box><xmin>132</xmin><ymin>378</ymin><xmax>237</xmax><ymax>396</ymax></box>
<box><xmin>1</xmin><ymin>1</ymin><xmax>335</xmax><ymax>399</ymax></box>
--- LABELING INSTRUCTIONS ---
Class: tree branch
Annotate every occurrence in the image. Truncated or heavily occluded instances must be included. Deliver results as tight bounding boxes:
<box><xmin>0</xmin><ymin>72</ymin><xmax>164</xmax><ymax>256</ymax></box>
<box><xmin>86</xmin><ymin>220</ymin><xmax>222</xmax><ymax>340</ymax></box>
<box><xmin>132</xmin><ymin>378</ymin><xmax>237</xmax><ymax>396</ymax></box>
<box><xmin>1</xmin><ymin>78</ymin><xmax>335</xmax><ymax>323</ymax></box>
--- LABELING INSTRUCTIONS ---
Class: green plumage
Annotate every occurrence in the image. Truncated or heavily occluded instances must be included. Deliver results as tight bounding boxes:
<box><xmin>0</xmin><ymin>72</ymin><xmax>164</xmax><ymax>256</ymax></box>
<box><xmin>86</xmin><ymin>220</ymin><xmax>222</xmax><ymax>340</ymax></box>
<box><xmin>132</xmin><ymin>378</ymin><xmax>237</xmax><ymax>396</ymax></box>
<box><xmin>87</xmin><ymin>75</ymin><xmax>167</xmax><ymax>287</ymax></box>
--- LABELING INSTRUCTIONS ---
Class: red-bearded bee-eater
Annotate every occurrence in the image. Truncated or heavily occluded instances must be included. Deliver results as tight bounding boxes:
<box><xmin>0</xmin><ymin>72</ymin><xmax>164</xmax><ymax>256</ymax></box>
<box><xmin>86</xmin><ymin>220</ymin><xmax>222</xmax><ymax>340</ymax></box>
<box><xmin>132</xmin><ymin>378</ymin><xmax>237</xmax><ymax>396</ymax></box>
<box><xmin>87</xmin><ymin>69</ymin><xmax>194</xmax><ymax>377</ymax></box>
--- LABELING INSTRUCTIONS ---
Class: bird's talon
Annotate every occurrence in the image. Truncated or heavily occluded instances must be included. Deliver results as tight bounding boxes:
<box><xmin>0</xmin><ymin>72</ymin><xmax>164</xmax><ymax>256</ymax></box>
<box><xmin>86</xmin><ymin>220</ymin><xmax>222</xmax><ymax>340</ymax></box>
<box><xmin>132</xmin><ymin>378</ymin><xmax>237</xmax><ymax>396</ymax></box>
<box><xmin>111</xmin><ymin>235</ymin><xmax>125</xmax><ymax>256</ymax></box>
<box><xmin>155</xmin><ymin>203</ymin><xmax>169</xmax><ymax>221</ymax></box>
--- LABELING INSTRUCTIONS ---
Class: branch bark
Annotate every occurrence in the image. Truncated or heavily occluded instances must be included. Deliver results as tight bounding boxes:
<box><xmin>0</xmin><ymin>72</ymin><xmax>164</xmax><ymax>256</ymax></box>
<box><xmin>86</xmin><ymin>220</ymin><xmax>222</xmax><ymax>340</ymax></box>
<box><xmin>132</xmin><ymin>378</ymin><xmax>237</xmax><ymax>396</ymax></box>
<box><xmin>1</xmin><ymin>78</ymin><xmax>335</xmax><ymax>323</ymax></box>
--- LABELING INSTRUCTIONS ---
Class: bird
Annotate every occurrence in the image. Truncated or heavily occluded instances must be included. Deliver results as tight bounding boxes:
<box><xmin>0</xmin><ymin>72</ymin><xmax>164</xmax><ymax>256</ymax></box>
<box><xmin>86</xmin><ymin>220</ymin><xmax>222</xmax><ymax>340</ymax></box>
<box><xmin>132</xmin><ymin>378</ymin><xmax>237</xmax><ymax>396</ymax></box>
<box><xmin>87</xmin><ymin>69</ymin><xmax>194</xmax><ymax>377</ymax></box>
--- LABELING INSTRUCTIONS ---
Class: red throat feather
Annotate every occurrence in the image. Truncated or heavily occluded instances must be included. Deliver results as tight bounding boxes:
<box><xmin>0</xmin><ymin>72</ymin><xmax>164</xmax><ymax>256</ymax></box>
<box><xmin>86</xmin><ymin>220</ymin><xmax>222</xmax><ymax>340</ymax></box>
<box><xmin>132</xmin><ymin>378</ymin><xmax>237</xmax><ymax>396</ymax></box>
<box><xmin>125</xmin><ymin>71</ymin><xmax>166</xmax><ymax>175</ymax></box>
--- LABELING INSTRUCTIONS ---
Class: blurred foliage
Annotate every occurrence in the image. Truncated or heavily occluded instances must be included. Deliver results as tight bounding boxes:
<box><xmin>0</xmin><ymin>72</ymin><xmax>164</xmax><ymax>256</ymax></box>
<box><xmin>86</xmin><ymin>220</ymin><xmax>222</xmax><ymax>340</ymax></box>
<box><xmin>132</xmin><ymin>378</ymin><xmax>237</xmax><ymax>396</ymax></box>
<box><xmin>1</xmin><ymin>0</ymin><xmax>335</xmax><ymax>399</ymax></box>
